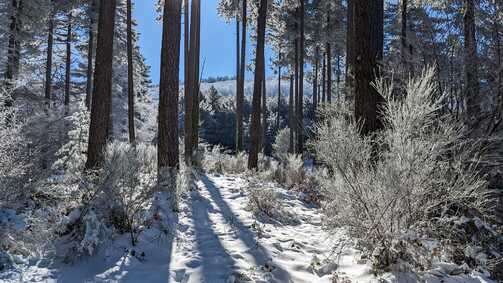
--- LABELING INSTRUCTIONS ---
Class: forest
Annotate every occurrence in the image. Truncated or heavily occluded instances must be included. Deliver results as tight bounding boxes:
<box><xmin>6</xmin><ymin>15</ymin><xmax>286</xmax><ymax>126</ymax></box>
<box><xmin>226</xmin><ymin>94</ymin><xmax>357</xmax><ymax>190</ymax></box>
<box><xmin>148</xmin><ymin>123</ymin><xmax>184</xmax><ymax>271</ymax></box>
<box><xmin>0</xmin><ymin>0</ymin><xmax>502</xmax><ymax>282</ymax></box>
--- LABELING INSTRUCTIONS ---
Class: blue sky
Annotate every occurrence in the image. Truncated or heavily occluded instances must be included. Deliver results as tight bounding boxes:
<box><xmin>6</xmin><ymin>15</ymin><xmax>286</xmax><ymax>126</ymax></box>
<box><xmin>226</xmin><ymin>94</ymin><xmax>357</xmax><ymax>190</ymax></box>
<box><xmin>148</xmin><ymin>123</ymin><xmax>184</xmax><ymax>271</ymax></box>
<box><xmin>134</xmin><ymin>0</ymin><xmax>274</xmax><ymax>84</ymax></box>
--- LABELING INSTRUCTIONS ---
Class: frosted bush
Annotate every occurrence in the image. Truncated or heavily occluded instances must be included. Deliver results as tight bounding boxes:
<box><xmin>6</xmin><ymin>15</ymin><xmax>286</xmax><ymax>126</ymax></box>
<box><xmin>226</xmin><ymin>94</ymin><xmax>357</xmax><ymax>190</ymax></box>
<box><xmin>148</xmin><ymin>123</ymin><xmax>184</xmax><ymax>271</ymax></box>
<box><xmin>78</xmin><ymin>210</ymin><xmax>104</xmax><ymax>256</ymax></box>
<box><xmin>313</xmin><ymin>68</ymin><xmax>492</xmax><ymax>269</ymax></box>
<box><xmin>102</xmin><ymin>141</ymin><xmax>157</xmax><ymax>245</ymax></box>
<box><xmin>203</xmin><ymin>145</ymin><xmax>248</xmax><ymax>174</ymax></box>
<box><xmin>52</xmin><ymin>100</ymin><xmax>90</xmax><ymax>176</ymax></box>
<box><xmin>57</xmin><ymin>141</ymin><xmax>158</xmax><ymax>257</ymax></box>
<box><xmin>272</xmin><ymin>128</ymin><xmax>291</xmax><ymax>164</ymax></box>
<box><xmin>0</xmin><ymin>86</ymin><xmax>28</xmax><ymax>202</ymax></box>
<box><xmin>247</xmin><ymin>186</ymin><xmax>282</xmax><ymax>219</ymax></box>
<box><xmin>284</xmin><ymin>154</ymin><xmax>305</xmax><ymax>188</ymax></box>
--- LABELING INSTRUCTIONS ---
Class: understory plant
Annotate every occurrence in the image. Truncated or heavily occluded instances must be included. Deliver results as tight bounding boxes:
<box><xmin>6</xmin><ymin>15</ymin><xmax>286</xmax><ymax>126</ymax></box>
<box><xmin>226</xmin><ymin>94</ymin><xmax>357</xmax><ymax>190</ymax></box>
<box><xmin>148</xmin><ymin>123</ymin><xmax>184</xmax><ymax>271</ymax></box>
<box><xmin>313</xmin><ymin>68</ymin><xmax>494</xmax><ymax>271</ymax></box>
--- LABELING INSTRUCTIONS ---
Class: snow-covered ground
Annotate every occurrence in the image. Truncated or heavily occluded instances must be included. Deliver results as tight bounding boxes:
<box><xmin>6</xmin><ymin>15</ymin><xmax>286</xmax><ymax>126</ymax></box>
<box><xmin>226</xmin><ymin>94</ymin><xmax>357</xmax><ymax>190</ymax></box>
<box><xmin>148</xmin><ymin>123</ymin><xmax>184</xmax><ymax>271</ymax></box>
<box><xmin>2</xmin><ymin>173</ymin><xmax>497</xmax><ymax>283</ymax></box>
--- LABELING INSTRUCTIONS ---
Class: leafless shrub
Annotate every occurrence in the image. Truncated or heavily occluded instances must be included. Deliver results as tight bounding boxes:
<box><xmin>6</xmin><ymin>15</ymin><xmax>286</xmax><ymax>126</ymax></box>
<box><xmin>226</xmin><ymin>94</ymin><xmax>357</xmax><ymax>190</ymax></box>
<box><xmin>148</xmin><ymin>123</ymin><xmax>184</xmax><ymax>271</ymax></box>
<box><xmin>313</xmin><ymin>68</ymin><xmax>493</xmax><ymax>271</ymax></box>
<box><xmin>272</xmin><ymin>128</ymin><xmax>290</xmax><ymax>164</ymax></box>
<box><xmin>247</xmin><ymin>187</ymin><xmax>281</xmax><ymax>219</ymax></box>
<box><xmin>203</xmin><ymin>145</ymin><xmax>248</xmax><ymax>174</ymax></box>
<box><xmin>0</xmin><ymin>86</ymin><xmax>30</xmax><ymax>203</ymax></box>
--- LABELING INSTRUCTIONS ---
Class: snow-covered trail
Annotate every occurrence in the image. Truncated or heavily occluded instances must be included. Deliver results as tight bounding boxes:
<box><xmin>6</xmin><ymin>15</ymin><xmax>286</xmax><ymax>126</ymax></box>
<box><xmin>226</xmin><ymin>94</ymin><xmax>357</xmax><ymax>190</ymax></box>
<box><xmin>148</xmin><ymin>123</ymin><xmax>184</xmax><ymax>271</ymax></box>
<box><xmin>169</xmin><ymin>174</ymin><xmax>371</xmax><ymax>283</ymax></box>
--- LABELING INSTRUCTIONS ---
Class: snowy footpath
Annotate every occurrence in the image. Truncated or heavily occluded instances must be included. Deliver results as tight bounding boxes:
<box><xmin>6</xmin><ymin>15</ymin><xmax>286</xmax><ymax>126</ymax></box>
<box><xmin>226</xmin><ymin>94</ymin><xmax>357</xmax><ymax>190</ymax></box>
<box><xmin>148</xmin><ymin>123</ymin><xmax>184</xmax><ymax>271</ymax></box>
<box><xmin>7</xmin><ymin>174</ymin><xmax>495</xmax><ymax>283</ymax></box>
<box><xmin>168</xmin><ymin>174</ymin><xmax>371</xmax><ymax>283</ymax></box>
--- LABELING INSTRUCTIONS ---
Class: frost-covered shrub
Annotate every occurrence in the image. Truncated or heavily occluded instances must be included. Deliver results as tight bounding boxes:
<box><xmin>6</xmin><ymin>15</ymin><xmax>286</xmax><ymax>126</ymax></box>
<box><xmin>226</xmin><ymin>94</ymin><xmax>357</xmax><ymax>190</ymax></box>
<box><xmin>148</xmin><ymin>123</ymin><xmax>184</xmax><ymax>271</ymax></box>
<box><xmin>226</xmin><ymin>151</ymin><xmax>248</xmax><ymax>173</ymax></box>
<box><xmin>101</xmin><ymin>141</ymin><xmax>157</xmax><ymax>245</ymax></box>
<box><xmin>203</xmin><ymin>145</ymin><xmax>227</xmax><ymax>174</ymax></box>
<box><xmin>0</xmin><ymin>87</ymin><xmax>29</xmax><ymax>202</ymax></box>
<box><xmin>314</xmin><ymin>68</ymin><xmax>492</xmax><ymax>271</ymax></box>
<box><xmin>57</xmin><ymin>141</ymin><xmax>158</xmax><ymax>258</ymax></box>
<box><xmin>52</xmin><ymin>100</ymin><xmax>90</xmax><ymax>176</ymax></box>
<box><xmin>284</xmin><ymin>154</ymin><xmax>305</xmax><ymax>188</ymax></box>
<box><xmin>272</xmin><ymin>128</ymin><xmax>291</xmax><ymax>164</ymax></box>
<box><xmin>264</xmin><ymin>154</ymin><xmax>305</xmax><ymax>187</ymax></box>
<box><xmin>247</xmin><ymin>186</ymin><xmax>282</xmax><ymax>219</ymax></box>
<box><xmin>203</xmin><ymin>145</ymin><xmax>248</xmax><ymax>174</ymax></box>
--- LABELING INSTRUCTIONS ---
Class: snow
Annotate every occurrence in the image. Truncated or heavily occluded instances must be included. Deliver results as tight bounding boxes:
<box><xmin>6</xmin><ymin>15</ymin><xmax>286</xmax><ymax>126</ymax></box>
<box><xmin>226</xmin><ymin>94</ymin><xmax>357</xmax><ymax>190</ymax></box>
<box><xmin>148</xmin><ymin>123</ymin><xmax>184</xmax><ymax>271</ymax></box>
<box><xmin>1</xmin><ymin>173</ymin><xmax>497</xmax><ymax>282</ymax></box>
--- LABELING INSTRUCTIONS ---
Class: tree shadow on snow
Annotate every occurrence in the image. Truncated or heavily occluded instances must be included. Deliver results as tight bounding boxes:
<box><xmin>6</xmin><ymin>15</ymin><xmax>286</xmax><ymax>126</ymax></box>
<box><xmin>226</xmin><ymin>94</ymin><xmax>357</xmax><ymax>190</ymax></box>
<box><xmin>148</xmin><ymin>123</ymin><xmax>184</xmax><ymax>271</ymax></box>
<box><xmin>200</xmin><ymin>175</ymin><xmax>293</xmax><ymax>282</ymax></box>
<box><xmin>188</xmin><ymin>188</ymin><xmax>237</xmax><ymax>282</ymax></box>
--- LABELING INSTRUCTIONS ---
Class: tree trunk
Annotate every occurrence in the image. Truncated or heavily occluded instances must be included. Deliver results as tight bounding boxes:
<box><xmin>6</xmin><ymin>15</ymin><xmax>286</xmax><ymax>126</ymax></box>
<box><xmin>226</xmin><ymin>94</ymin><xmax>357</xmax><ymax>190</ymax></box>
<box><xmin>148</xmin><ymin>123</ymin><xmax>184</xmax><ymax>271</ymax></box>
<box><xmin>288</xmin><ymin>74</ymin><xmax>294</xmax><ymax>153</ymax></box>
<box><xmin>326</xmin><ymin>43</ymin><xmax>331</xmax><ymax>103</ymax></box>
<box><xmin>326</xmin><ymin>13</ymin><xmax>332</xmax><ymax>104</ymax></box>
<box><xmin>294</xmin><ymin>24</ymin><xmax>299</xmax><ymax>152</ymax></box>
<box><xmin>348</xmin><ymin>0</ymin><xmax>385</xmax><ymax>136</ymax></box>
<box><xmin>126</xmin><ymin>0</ymin><xmax>136</xmax><ymax>144</ymax></box>
<box><xmin>183</xmin><ymin>0</ymin><xmax>193</xmax><ymax>164</ymax></box>
<box><xmin>463</xmin><ymin>0</ymin><xmax>480</xmax><ymax>118</ymax></box>
<box><xmin>183</xmin><ymin>0</ymin><xmax>192</xmax><ymax>163</ymax></box>
<box><xmin>336</xmin><ymin>55</ymin><xmax>341</xmax><ymax>100</ymax></box>
<box><xmin>247</xmin><ymin>0</ymin><xmax>267</xmax><ymax>169</ymax></box>
<box><xmin>495</xmin><ymin>10</ymin><xmax>502</xmax><ymax>113</ymax></box>
<box><xmin>85</xmin><ymin>0</ymin><xmax>96</xmax><ymax>110</ymax></box>
<box><xmin>236</xmin><ymin>0</ymin><xmax>247</xmax><ymax>152</ymax></box>
<box><xmin>276</xmin><ymin>53</ymin><xmax>281</xmax><ymax>130</ymax></box>
<box><xmin>345</xmin><ymin>1</ymin><xmax>353</xmax><ymax>102</ymax></box>
<box><xmin>64</xmin><ymin>12</ymin><xmax>72</xmax><ymax>108</ymax></box>
<box><xmin>185</xmin><ymin>0</ymin><xmax>201</xmax><ymax>165</ymax></box>
<box><xmin>313</xmin><ymin>47</ymin><xmax>319</xmax><ymax>116</ymax></box>
<box><xmin>401</xmin><ymin>0</ymin><xmax>407</xmax><ymax>68</ymax></box>
<box><xmin>158</xmin><ymin>0</ymin><xmax>181</xmax><ymax>172</ymax></box>
<box><xmin>85</xmin><ymin>0</ymin><xmax>117</xmax><ymax>169</ymax></box>
<box><xmin>322</xmin><ymin>52</ymin><xmax>326</xmax><ymax>103</ymax></box>
<box><xmin>44</xmin><ymin>11</ymin><xmax>54</xmax><ymax>104</ymax></box>
<box><xmin>297</xmin><ymin>1</ymin><xmax>305</xmax><ymax>154</ymax></box>
<box><xmin>191</xmin><ymin>0</ymin><xmax>201</xmax><ymax>153</ymax></box>
<box><xmin>236</xmin><ymin>13</ymin><xmax>240</xmax><ymax>148</ymax></box>
<box><xmin>261</xmin><ymin>63</ymin><xmax>267</xmax><ymax>153</ymax></box>
<box><xmin>5</xmin><ymin>0</ymin><xmax>21</xmax><ymax>83</ymax></box>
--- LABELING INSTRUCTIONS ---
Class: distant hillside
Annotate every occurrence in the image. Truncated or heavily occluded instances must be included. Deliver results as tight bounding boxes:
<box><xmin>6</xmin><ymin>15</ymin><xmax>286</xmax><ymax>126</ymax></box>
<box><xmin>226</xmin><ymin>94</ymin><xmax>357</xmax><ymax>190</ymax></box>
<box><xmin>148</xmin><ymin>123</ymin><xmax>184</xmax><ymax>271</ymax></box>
<box><xmin>149</xmin><ymin>78</ymin><xmax>313</xmax><ymax>101</ymax></box>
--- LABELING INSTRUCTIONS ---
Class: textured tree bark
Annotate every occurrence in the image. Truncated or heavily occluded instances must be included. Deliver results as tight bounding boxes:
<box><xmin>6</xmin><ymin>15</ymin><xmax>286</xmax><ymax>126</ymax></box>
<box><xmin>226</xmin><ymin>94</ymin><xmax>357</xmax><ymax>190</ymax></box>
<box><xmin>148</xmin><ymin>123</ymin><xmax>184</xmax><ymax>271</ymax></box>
<box><xmin>348</xmin><ymin>0</ymin><xmax>385</xmax><ymax>136</ymax></box>
<box><xmin>336</xmin><ymin>55</ymin><xmax>341</xmax><ymax>100</ymax></box>
<box><xmin>247</xmin><ymin>0</ymin><xmax>267</xmax><ymax>169</ymax></box>
<box><xmin>85</xmin><ymin>0</ymin><xmax>117</xmax><ymax>169</ymax></box>
<box><xmin>326</xmin><ymin>13</ymin><xmax>332</xmax><ymax>104</ymax></box>
<box><xmin>5</xmin><ymin>0</ymin><xmax>21</xmax><ymax>83</ymax></box>
<box><xmin>297</xmin><ymin>1</ymin><xmax>305</xmax><ymax>154</ymax></box>
<box><xmin>85</xmin><ymin>0</ymin><xmax>96</xmax><ymax>110</ymax></box>
<box><xmin>126</xmin><ymin>0</ymin><xmax>136</xmax><ymax>144</ymax></box>
<box><xmin>463</xmin><ymin>0</ymin><xmax>480</xmax><ymax>119</ymax></box>
<box><xmin>288</xmin><ymin>74</ymin><xmax>294</xmax><ymax>153</ymax></box>
<box><xmin>64</xmin><ymin>12</ymin><xmax>72</xmax><ymax>108</ymax></box>
<box><xmin>313</xmin><ymin>47</ymin><xmax>319</xmax><ymax>115</ymax></box>
<box><xmin>44</xmin><ymin>12</ymin><xmax>54</xmax><ymax>104</ymax></box>
<box><xmin>345</xmin><ymin>0</ymin><xmax>353</xmax><ymax>103</ymax></box>
<box><xmin>495</xmin><ymin>12</ymin><xmax>502</xmax><ymax>113</ymax></box>
<box><xmin>294</xmin><ymin>21</ymin><xmax>299</xmax><ymax>152</ymax></box>
<box><xmin>277</xmin><ymin>52</ymin><xmax>281</xmax><ymax>130</ymax></box>
<box><xmin>183</xmin><ymin>0</ymin><xmax>192</xmax><ymax>163</ymax></box>
<box><xmin>288</xmin><ymin>74</ymin><xmax>295</xmax><ymax>153</ymax></box>
<box><xmin>401</xmin><ymin>0</ymin><xmax>407</xmax><ymax>67</ymax></box>
<box><xmin>326</xmin><ymin>45</ymin><xmax>331</xmax><ymax>103</ymax></box>
<box><xmin>191</xmin><ymin>0</ymin><xmax>201</xmax><ymax>151</ymax></box>
<box><xmin>158</xmin><ymin>0</ymin><xmax>181</xmax><ymax>172</ymax></box>
<box><xmin>322</xmin><ymin>52</ymin><xmax>326</xmax><ymax>103</ymax></box>
<box><xmin>184</xmin><ymin>1</ymin><xmax>194</xmax><ymax>166</ymax></box>
<box><xmin>235</xmin><ymin>0</ymin><xmax>247</xmax><ymax>153</ymax></box>
<box><xmin>236</xmin><ymin>14</ymin><xmax>240</xmax><ymax>146</ymax></box>
<box><xmin>261</xmin><ymin>61</ymin><xmax>267</xmax><ymax>153</ymax></box>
